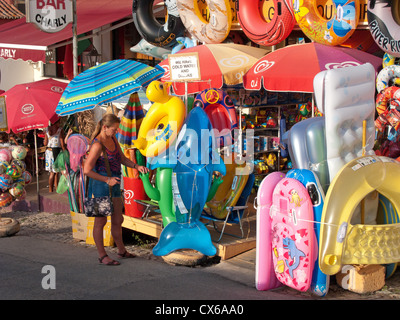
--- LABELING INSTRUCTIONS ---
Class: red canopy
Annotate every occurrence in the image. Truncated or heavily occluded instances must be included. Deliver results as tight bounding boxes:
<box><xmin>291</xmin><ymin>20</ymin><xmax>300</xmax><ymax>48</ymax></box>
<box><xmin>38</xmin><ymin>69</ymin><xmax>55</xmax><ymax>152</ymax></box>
<box><xmin>0</xmin><ymin>0</ymin><xmax>134</xmax><ymax>62</ymax></box>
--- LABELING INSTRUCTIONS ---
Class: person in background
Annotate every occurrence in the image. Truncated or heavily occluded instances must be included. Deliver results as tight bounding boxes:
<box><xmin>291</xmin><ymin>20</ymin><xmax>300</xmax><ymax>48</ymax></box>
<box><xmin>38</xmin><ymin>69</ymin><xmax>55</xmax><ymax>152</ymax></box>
<box><xmin>44</xmin><ymin>120</ymin><xmax>66</xmax><ymax>192</ymax></box>
<box><xmin>84</xmin><ymin>113</ymin><xmax>149</xmax><ymax>266</ymax></box>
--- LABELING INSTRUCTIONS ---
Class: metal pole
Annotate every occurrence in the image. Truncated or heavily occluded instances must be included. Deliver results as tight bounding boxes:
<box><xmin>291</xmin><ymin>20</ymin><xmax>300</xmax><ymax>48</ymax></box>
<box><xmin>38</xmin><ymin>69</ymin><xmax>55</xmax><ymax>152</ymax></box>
<box><xmin>72</xmin><ymin>0</ymin><xmax>78</xmax><ymax>77</ymax></box>
<box><xmin>34</xmin><ymin>129</ymin><xmax>40</xmax><ymax>212</ymax></box>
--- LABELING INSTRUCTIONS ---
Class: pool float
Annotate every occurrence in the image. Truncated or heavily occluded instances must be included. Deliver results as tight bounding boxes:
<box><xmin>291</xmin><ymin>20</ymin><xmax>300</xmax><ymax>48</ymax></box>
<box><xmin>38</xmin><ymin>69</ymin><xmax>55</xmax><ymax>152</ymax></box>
<box><xmin>286</xmin><ymin>169</ymin><xmax>328</xmax><ymax>297</ymax></box>
<box><xmin>377</xmin><ymin>194</ymin><xmax>399</xmax><ymax>279</ymax></box>
<box><xmin>130</xmin><ymin>39</ymin><xmax>172</xmax><ymax>60</ymax></box>
<box><xmin>133</xmin><ymin>81</ymin><xmax>186</xmax><ymax>157</ymax></box>
<box><xmin>368</xmin><ymin>0</ymin><xmax>400</xmax><ymax>57</ymax></box>
<box><xmin>193</xmin><ymin>89</ymin><xmax>238</xmax><ymax>146</ymax></box>
<box><xmin>270</xmin><ymin>177</ymin><xmax>315</xmax><ymax>292</ymax></box>
<box><xmin>132</xmin><ymin>0</ymin><xmax>185</xmax><ymax>48</ymax></box>
<box><xmin>376</xmin><ymin>65</ymin><xmax>400</xmax><ymax>93</ymax></box>
<box><xmin>171</xmin><ymin>36</ymin><xmax>195</xmax><ymax>54</ymax></box>
<box><xmin>293</xmin><ymin>0</ymin><xmax>359</xmax><ymax>46</ymax></box>
<box><xmin>319</xmin><ymin>155</ymin><xmax>400</xmax><ymax>275</ymax></box>
<box><xmin>176</xmin><ymin>0</ymin><xmax>232</xmax><ymax>44</ymax></box>
<box><xmin>237</xmin><ymin>0</ymin><xmax>295</xmax><ymax>46</ymax></box>
<box><xmin>375</xmin><ymin>86</ymin><xmax>400</xmax><ymax>115</ymax></box>
<box><xmin>206</xmin><ymin>153</ymin><xmax>249</xmax><ymax>219</ymax></box>
<box><xmin>255</xmin><ymin>171</ymin><xmax>285</xmax><ymax>291</ymax></box>
<box><xmin>151</xmin><ymin>107</ymin><xmax>226</xmax><ymax>256</ymax></box>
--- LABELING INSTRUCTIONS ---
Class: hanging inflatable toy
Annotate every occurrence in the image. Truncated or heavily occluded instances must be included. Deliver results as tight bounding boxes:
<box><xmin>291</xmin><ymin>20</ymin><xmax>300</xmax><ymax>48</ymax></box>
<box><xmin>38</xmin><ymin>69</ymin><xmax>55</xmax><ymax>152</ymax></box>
<box><xmin>176</xmin><ymin>0</ymin><xmax>232</xmax><ymax>44</ymax></box>
<box><xmin>171</xmin><ymin>36</ymin><xmax>195</xmax><ymax>54</ymax></box>
<box><xmin>6</xmin><ymin>163</ymin><xmax>22</xmax><ymax>180</ymax></box>
<box><xmin>0</xmin><ymin>161</ymin><xmax>8</xmax><ymax>174</ymax></box>
<box><xmin>193</xmin><ymin>89</ymin><xmax>238</xmax><ymax>147</ymax></box>
<box><xmin>271</xmin><ymin>177</ymin><xmax>315</xmax><ymax>292</ymax></box>
<box><xmin>0</xmin><ymin>191</ymin><xmax>12</xmax><ymax>207</ymax></box>
<box><xmin>0</xmin><ymin>174</ymin><xmax>12</xmax><ymax>191</ymax></box>
<box><xmin>9</xmin><ymin>182</ymin><xmax>24</xmax><ymax>199</ymax></box>
<box><xmin>319</xmin><ymin>156</ymin><xmax>400</xmax><ymax>276</ymax></box>
<box><xmin>368</xmin><ymin>0</ymin><xmax>400</xmax><ymax>57</ymax></box>
<box><xmin>152</xmin><ymin>107</ymin><xmax>226</xmax><ymax>257</ymax></box>
<box><xmin>22</xmin><ymin>170</ymin><xmax>32</xmax><ymax>185</ymax></box>
<box><xmin>255</xmin><ymin>171</ymin><xmax>285</xmax><ymax>291</ymax></box>
<box><xmin>293</xmin><ymin>0</ymin><xmax>359</xmax><ymax>46</ymax></box>
<box><xmin>0</xmin><ymin>148</ymin><xmax>12</xmax><ymax>163</ymax></box>
<box><xmin>130</xmin><ymin>39</ymin><xmax>172</xmax><ymax>60</ymax></box>
<box><xmin>206</xmin><ymin>153</ymin><xmax>249</xmax><ymax>219</ymax></box>
<box><xmin>134</xmin><ymin>81</ymin><xmax>186</xmax><ymax>157</ymax></box>
<box><xmin>382</xmin><ymin>53</ymin><xmax>400</xmax><ymax>68</ymax></box>
<box><xmin>11</xmin><ymin>146</ymin><xmax>27</xmax><ymax>160</ymax></box>
<box><xmin>237</xmin><ymin>0</ymin><xmax>295</xmax><ymax>46</ymax></box>
<box><xmin>376</xmin><ymin>65</ymin><xmax>400</xmax><ymax>93</ymax></box>
<box><xmin>376</xmin><ymin>86</ymin><xmax>400</xmax><ymax>115</ymax></box>
<box><xmin>12</xmin><ymin>159</ymin><xmax>26</xmax><ymax>172</ymax></box>
<box><xmin>132</xmin><ymin>0</ymin><xmax>185</xmax><ymax>48</ymax></box>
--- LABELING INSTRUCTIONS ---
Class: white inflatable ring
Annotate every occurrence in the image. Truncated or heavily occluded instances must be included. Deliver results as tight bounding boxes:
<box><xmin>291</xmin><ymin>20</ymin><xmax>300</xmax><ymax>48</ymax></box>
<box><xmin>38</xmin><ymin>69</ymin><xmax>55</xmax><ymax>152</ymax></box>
<box><xmin>237</xmin><ymin>0</ymin><xmax>295</xmax><ymax>46</ymax></box>
<box><xmin>293</xmin><ymin>0</ymin><xmax>359</xmax><ymax>46</ymax></box>
<box><xmin>176</xmin><ymin>0</ymin><xmax>232</xmax><ymax>44</ymax></box>
<box><xmin>376</xmin><ymin>64</ymin><xmax>400</xmax><ymax>93</ymax></box>
<box><xmin>368</xmin><ymin>0</ymin><xmax>400</xmax><ymax>57</ymax></box>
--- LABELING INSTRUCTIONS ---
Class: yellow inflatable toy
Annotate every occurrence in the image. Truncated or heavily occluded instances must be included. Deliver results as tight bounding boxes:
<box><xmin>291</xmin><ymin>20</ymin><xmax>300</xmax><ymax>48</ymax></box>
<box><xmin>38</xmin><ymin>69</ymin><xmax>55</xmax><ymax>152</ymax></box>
<box><xmin>134</xmin><ymin>81</ymin><xmax>186</xmax><ymax>157</ymax></box>
<box><xmin>319</xmin><ymin>155</ymin><xmax>400</xmax><ymax>276</ymax></box>
<box><xmin>206</xmin><ymin>153</ymin><xmax>250</xmax><ymax>219</ymax></box>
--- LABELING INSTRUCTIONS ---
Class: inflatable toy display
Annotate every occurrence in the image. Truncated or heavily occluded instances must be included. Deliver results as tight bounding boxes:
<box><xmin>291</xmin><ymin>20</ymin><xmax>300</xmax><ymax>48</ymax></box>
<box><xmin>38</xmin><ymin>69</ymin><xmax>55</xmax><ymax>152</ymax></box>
<box><xmin>368</xmin><ymin>0</ymin><xmax>400</xmax><ymax>57</ymax></box>
<box><xmin>130</xmin><ymin>39</ymin><xmax>172</xmax><ymax>60</ymax></box>
<box><xmin>194</xmin><ymin>89</ymin><xmax>238</xmax><ymax>146</ymax></box>
<box><xmin>152</xmin><ymin>107</ymin><xmax>226</xmax><ymax>256</ymax></box>
<box><xmin>319</xmin><ymin>156</ymin><xmax>400</xmax><ymax>275</ymax></box>
<box><xmin>271</xmin><ymin>177</ymin><xmax>315</xmax><ymax>292</ymax></box>
<box><xmin>176</xmin><ymin>0</ymin><xmax>232</xmax><ymax>44</ymax></box>
<box><xmin>375</xmin><ymin>86</ymin><xmax>400</xmax><ymax>115</ymax></box>
<box><xmin>132</xmin><ymin>0</ymin><xmax>185</xmax><ymax>48</ymax></box>
<box><xmin>206</xmin><ymin>153</ymin><xmax>249</xmax><ymax>219</ymax></box>
<box><xmin>134</xmin><ymin>81</ymin><xmax>186</xmax><ymax>157</ymax></box>
<box><xmin>376</xmin><ymin>65</ymin><xmax>400</xmax><ymax>93</ymax></box>
<box><xmin>294</xmin><ymin>0</ymin><xmax>359</xmax><ymax>46</ymax></box>
<box><xmin>255</xmin><ymin>171</ymin><xmax>285</xmax><ymax>291</ymax></box>
<box><xmin>313</xmin><ymin>63</ymin><xmax>376</xmax><ymax>183</ymax></box>
<box><xmin>237</xmin><ymin>0</ymin><xmax>295</xmax><ymax>46</ymax></box>
<box><xmin>286</xmin><ymin>169</ymin><xmax>328</xmax><ymax>297</ymax></box>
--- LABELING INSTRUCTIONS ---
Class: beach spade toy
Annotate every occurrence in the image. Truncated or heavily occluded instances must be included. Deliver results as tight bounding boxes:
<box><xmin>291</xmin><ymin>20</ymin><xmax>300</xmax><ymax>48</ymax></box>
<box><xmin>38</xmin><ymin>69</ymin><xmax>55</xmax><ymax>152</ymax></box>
<box><xmin>9</xmin><ymin>183</ymin><xmax>24</xmax><ymax>198</ymax></box>
<box><xmin>0</xmin><ymin>191</ymin><xmax>13</xmax><ymax>207</ymax></box>
<box><xmin>12</xmin><ymin>159</ymin><xmax>26</xmax><ymax>171</ymax></box>
<box><xmin>22</xmin><ymin>171</ymin><xmax>32</xmax><ymax>185</ymax></box>
<box><xmin>6</xmin><ymin>164</ymin><xmax>22</xmax><ymax>180</ymax></box>
<box><xmin>0</xmin><ymin>148</ymin><xmax>12</xmax><ymax>162</ymax></box>
<box><xmin>0</xmin><ymin>174</ymin><xmax>12</xmax><ymax>191</ymax></box>
<box><xmin>11</xmin><ymin>146</ymin><xmax>27</xmax><ymax>160</ymax></box>
<box><xmin>0</xmin><ymin>161</ymin><xmax>9</xmax><ymax>174</ymax></box>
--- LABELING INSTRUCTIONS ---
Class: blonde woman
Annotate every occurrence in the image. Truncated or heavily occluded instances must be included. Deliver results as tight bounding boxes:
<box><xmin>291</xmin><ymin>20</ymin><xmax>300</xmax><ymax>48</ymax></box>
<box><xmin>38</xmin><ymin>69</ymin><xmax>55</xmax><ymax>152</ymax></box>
<box><xmin>84</xmin><ymin>114</ymin><xmax>149</xmax><ymax>266</ymax></box>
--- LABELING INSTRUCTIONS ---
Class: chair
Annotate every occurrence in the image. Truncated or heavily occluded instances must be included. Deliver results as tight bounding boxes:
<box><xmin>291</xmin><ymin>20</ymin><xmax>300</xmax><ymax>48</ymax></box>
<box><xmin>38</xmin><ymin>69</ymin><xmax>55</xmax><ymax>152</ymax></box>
<box><xmin>202</xmin><ymin>174</ymin><xmax>255</xmax><ymax>243</ymax></box>
<box><xmin>133</xmin><ymin>199</ymin><xmax>162</xmax><ymax>225</ymax></box>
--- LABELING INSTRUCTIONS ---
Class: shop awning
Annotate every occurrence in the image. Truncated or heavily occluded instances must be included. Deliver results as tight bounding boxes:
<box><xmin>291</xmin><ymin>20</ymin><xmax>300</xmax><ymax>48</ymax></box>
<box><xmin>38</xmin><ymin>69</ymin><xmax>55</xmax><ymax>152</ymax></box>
<box><xmin>0</xmin><ymin>0</ymin><xmax>134</xmax><ymax>62</ymax></box>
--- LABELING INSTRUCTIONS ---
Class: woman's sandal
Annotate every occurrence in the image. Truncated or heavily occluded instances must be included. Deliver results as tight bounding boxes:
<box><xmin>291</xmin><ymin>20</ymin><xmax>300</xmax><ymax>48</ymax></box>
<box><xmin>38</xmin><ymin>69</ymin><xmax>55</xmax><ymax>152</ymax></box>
<box><xmin>98</xmin><ymin>255</ymin><xmax>120</xmax><ymax>266</ymax></box>
<box><xmin>118</xmin><ymin>251</ymin><xmax>136</xmax><ymax>259</ymax></box>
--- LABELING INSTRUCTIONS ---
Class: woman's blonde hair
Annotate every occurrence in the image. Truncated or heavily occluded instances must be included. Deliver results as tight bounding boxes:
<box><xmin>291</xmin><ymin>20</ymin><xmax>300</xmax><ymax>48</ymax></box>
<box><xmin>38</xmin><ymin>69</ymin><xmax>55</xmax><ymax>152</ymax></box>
<box><xmin>90</xmin><ymin>113</ymin><xmax>120</xmax><ymax>142</ymax></box>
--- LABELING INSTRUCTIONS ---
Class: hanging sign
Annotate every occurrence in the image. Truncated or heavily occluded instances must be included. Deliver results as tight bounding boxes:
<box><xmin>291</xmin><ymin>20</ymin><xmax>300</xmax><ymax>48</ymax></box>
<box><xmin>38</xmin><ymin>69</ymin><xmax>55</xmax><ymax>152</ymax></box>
<box><xmin>168</xmin><ymin>52</ymin><xmax>201</xmax><ymax>81</ymax></box>
<box><xmin>26</xmin><ymin>0</ymin><xmax>73</xmax><ymax>33</ymax></box>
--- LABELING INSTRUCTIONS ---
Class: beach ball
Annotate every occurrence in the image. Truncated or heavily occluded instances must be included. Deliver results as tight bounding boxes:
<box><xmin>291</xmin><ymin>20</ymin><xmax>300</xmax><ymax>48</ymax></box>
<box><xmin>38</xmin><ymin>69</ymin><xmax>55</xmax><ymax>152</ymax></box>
<box><xmin>21</xmin><ymin>171</ymin><xmax>32</xmax><ymax>185</ymax></box>
<box><xmin>0</xmin><ymin>161</ymin><xmax>9</xmax><ymax>174</ymax></box>
<box><xmin>14</xmin><ymin>189</ymin><xmax>26</xmax><ymax>201</ymax></box>
<box><xmin>0</xmin><ymin>174</ymin><xmax>12</xmax><ymax>191</ymax></box>
<box><xmin>12</xmin><ymin>146</ymin><xmax>27</xmax><ymax>160</ymax></box>
<box><xmin>6</xmin><ymin>164</ymin><xmax>22</xmax><ymax>180</ymax></box>
<box><xmin>0</xmin><ymin>191</ymin><xmax>13</xmax><ymax>207</ymax></box>
<box><xmin>9</xmin><ymin>183</ymin><xmax>24</xmax><ymax>198</ymax></box>
<box><xmin>12</xmin><ymin>159</ymin><xmax>26</xmax><ymax>171</ymax></box>
<box><xmin>0</xmin><ymin>148</ymin><xmax>12</xmax><ymax>162</ymax></box>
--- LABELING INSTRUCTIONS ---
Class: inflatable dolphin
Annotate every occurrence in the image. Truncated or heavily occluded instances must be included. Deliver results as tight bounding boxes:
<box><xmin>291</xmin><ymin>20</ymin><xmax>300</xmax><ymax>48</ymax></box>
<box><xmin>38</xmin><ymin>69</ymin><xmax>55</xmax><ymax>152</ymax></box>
<box><xmin>150</xmin><ymin>107</ymin><xmax>226</xmax><ymax>256</ymax></box>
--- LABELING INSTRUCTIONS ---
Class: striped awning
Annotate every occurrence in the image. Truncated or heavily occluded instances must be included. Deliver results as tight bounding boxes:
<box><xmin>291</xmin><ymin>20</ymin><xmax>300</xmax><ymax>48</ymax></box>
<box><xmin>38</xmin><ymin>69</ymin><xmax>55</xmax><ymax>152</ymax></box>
<box><xmin>0</xmin><ymin>0</ymin><xmax>24</xmax><ymax>19</ymax></box>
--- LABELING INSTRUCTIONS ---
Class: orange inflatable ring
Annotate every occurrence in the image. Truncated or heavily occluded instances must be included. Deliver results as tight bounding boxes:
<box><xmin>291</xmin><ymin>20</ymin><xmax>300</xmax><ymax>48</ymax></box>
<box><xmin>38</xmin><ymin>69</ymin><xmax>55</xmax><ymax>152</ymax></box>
<box><xmin>375</xmin><ymin>86</ymin><xmax>400</xmax><ymax>115</ymax></box>
<box><xmin>293</xmin><ymin>0</ymin><xmax>359</xmax><ymax>46</ymax></box>
<box><xmin>237</xmin><ymin>0</ymin><xmax>295</xmax><ymax>46</ymax></box>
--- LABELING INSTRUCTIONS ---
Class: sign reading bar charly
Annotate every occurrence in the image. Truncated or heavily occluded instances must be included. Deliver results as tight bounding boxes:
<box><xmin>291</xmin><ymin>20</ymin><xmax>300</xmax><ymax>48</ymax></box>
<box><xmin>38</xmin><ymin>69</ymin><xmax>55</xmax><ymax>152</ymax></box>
<box><xmin>26</xmin><ymin>0</ymin><xmax>73</xmax><ymax>33</ymax></box>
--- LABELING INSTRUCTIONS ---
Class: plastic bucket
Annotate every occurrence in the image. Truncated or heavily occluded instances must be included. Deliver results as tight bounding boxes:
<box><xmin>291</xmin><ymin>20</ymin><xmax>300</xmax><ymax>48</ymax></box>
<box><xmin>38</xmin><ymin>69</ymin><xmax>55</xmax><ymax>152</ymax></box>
<box><xmin>123</xmin><ymin>177</ymin><xmax>148</xmax><ymax>218</ymax></box>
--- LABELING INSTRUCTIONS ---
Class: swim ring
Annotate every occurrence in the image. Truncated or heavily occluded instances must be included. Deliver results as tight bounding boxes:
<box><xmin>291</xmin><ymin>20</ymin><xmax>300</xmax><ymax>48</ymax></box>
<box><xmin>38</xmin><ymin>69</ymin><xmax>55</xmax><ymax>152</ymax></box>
<box><xmin>375</xmin><ymin>86</ymin><xmax>400</xmax><ymax>115</ymax></box>
<box><xmin>368</xmin><ymin>0</ymin><xmax>400</xmax><ymax>57</ymax></box>
<box><xmin>176</xmin><ymin>0</ymin><xmax>232</xmax><ymax>44</ymax></box>
<box><xmin>133</xmin><ymin>81</ymin><xmax>186</xmax><ymax>157</ymax></box>
<box><xmin>293</xmin><ymin>0</ymin><xmax>359</xmax><ymax>46</ymax></box>
<box><xmin>132</xmin><ymin>0</ymin><xmax>185</xmax><ymax>47</ymax></box>
<box><xmin>193</xmin><ymin>89</ymin><xmax>238</xmax><ymax>146</ymax></box>
<box><xmin>376</xmin><ymin>65</ymin><xmax>400</xmax><ymax>93</ymax></box>
<box><xmin>237</xmin><ymin>0</ymin><xmax>295</xmax><ymax>46</ymax></box>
